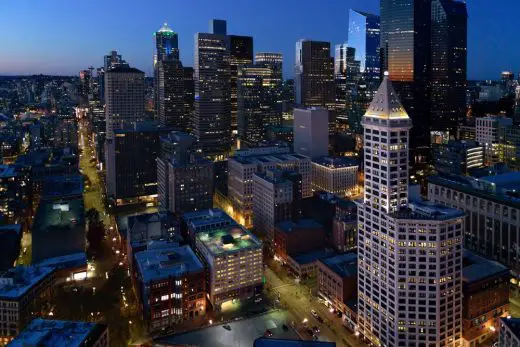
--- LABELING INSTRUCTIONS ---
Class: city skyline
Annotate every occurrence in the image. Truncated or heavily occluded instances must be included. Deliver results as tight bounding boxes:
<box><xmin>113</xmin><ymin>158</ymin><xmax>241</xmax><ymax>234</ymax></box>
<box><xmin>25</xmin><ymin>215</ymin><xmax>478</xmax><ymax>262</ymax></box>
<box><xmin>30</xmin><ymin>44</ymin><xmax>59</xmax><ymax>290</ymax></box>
<box><xmin>0</xmin><ymin>0</ymin><xmax>518</xmax><ymax>80</ymax></box>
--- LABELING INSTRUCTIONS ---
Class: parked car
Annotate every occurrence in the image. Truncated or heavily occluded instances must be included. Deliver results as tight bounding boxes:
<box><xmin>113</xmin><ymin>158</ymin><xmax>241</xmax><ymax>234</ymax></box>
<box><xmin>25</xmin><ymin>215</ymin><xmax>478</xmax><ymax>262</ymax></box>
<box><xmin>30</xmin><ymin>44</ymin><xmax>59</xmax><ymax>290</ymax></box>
<box><xmin>313</xmin><ymin>326</ymin><xmax>320</xmax><ymax>334</ymax></box>
<box><xmin>311</xmin><ymin>309</ymin><xmax>318</xmax><ymax>318</ymax></box>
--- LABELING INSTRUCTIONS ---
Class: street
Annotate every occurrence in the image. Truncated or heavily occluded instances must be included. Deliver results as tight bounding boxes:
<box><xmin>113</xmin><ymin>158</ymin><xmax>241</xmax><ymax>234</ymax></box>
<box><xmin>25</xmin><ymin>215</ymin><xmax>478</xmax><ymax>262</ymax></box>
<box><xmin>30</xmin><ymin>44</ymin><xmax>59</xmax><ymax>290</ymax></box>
<box><xmin>265</xmin><ymin>265</ymin><xmax>367</xmax><ymax>347</ymax></box>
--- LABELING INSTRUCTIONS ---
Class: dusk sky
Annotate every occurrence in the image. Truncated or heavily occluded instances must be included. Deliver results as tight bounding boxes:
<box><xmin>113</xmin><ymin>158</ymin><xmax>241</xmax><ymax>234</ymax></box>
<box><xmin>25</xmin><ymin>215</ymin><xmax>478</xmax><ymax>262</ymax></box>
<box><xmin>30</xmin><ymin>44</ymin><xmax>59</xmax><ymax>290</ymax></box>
<box><xmin>0</xmin><ymin>0</ymin><xmax>518</xmax><ymax>80</ymax></box>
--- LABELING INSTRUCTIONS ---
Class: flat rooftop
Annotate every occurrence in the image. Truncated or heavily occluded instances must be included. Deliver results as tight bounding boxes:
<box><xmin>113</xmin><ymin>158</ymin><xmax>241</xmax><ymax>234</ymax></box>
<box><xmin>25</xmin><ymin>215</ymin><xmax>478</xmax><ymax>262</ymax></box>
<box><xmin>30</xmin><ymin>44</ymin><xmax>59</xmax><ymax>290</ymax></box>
<box><xmin>232</xmin><ymin>152</ymin><xmax>309</xmax><ymax>165</ymax></box>
<box><xmin>291</xmin><ymin>249</ymin><xmax>337</xmax><ymax>266</ymax></box>
<box><xmin>196</xmin><ymin>225</ymin><xmax>262</xmax><ymax>256</ymax></box>
<box><xmin>155</xmin><ymin>311</ymin><xmax>302</xmax><ymax>347</ymax></box>
<box><xmin>312</xmin><ymin>156</ymin><xmax>359</xmax><ymax>169</ymax></box>
<box><xmin>35</xmin><ymin>252</ymin><xmax>87</xmax><ymax>270</ymax></box>
<box><xmin>392</xmin><ymin>199</ymin><xmax>466</xmax><ymax>221</ymax></box>
<box><xmin>33</xmin><ymin>198</ymin><xmax>85</xmax><ymax>233</ymax></box>
<box><xmin>428</xmin><ymin>173</ymin><xmax>520</xmax><ymax>209</ymax></box>
<box><xmin>135</xmin><ymin>245</ymin><xmax>204</xmax><ymax>283</ymax></box>
<box><xmin>41</xmin><ymin>175</ymin><xmax>83</xmax><ymax>200</ymax></box>
<box><xmin>463</xmin><ymin>249</ymin><xmax>509</xmax><ymax>283</ymax></box>
<box><xmin>320</xmin><ymin>252</ymin><xmax>357</xmax><ymax>278</ymax></box>
<box><xmin>0</xmin><ymin>265</ymin><xmax>54</xmax><ymax>299</ymax></box>
<box><xmin>276</xmin><ymin>219</ymin><xmax>323</xmax><ymax>234</ymax></box>
<box><xmin>8</xmin><ymin>318</ymin><xmax>105</xmax><ymax>347</ymax></box>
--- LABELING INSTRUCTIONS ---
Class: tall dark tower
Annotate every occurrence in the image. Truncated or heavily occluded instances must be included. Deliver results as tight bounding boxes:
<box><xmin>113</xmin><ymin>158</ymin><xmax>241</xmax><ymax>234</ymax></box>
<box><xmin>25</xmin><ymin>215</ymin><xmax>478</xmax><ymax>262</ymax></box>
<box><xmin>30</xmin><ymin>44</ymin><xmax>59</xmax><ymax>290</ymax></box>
<box><xmin>431</xmin><ymin>0</ymin><xmax>468</xmax><ymax>135</ymax></box>
<box><xmin>154</xmin><ymin>23</ymin><xmax>185</xmax><ymax>129</ymax></box>
<box><xmin>229</xmin><ymin>35</ymin><xmax>253</xmax><ymax>134</ymax></box>
<box><xmin>154</xmin><ymin>23</ymin><xmax>179</xmax><ymax>63</ymax></box>
<box><xmin>380</xmin><ymin>0</ymin><xmax>432</xmax><ymax>151</ymax></box>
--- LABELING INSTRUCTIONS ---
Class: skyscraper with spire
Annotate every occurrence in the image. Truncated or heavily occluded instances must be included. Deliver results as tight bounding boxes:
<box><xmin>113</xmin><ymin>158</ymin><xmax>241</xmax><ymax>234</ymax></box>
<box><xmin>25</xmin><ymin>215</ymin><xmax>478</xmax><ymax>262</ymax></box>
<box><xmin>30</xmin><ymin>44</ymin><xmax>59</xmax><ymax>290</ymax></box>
<box><xmin>357</xmin><ymin>74</ymin><xmax>464</xmax><ymax>346</ymax></box>
<box><xmin>154</xmin><ymin>22</ymin><xmax>179</xmax><ymax>63</ymax></box>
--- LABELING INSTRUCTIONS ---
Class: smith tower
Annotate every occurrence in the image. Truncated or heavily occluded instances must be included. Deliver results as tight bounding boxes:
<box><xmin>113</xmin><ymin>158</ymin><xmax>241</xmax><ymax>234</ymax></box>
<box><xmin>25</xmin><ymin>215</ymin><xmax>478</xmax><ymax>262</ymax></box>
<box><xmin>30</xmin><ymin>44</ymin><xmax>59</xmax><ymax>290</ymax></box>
<box><xmin>357</xmin><ymin>74</ymin><xmax>464</xmax><ymax>346</ymax></box>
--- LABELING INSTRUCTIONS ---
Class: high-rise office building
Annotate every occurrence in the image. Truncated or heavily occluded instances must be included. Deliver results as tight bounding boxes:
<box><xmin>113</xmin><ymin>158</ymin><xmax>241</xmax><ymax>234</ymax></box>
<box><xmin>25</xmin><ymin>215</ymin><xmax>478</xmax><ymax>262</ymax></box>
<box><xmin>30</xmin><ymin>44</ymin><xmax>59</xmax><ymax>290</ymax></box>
<box><xmin>430</xmin><ymin>0</ymin><xmax>468</xmax><ymax>134</ymax></box>
<box><xmin>104</xmin><ymin>50</ymin><xmax>125</xmax><ymax>70</ymax></box>
<box><xmin>155</xmin><ymin>59</ymin><xmax>186</xmax><ymax>129</ymax></box>
<box><xmin>255</xmin><ymin>53</ymin><xmax>283</xmax><ymax>81</ymax></box>
<box><xmin>295</xmin><ymin>40</ymin><xmax>335</xmax><ymax>109</ymax></box>
<box><xmin>183</xmin><ymin>67</ymin><xmax>195</xmax><ymax>130</ymax></box>
<box><xmin>380</xmin><ymin>0</ymin><xmax>432</xmax><ymax>149</ymax></box>
<box><xmin>153</xmin><ymin>22</ymin><xmax>179</xmax><ymax>63</ymax></box>
<box><xmin>293</xmin><ymin>107</ymin><xmax>329</xmax><ymax>158</ymax></box>
<box><xmin>348</xmin><ymin>9</ymin><xmax>380</xmax><ymax>78</ymax></box>
<box><xmin>156</xmin><ymin>132</ymin><xmax>213</xmax><ymax>215</ymax></box>
<box><xmin>334</xmin><ymin>43</ymin><xmax>360</xmax><ymax>112</ymax></box>
<box><xmin>106</xmin><ymin>122</ymin><xmax>172</xmax><ymax>206</ymax></box>
<box><xmin>357</xmin><ymin>75</ymin><xmax>464</xmax><ymax>346</ymax></box>
<box><xmin>193</xmin><ymin>31</ymin><xmax>231</xmax><ymax>159</ymax></box>
<box><xmin>229</xmin><ymin>35</ymin><xmax>254</xmax><ymax>132</ymax></box>
<box><xmin>252</xmin><ymin>169</ymin><xmax>295</xmax><ymax>246</ymax></box>
<box><xmin>153</xmin><ymin>23</ymin><xmax>185</xmax><ymax>129</ymax></box>
<box><xmin>210</xmin><ymin>19</ymin><xmax>227</xmax><ymax>35</ymax></box>
<box><xmin>79</xmin><ymin>69</ymin><xmax>91</xmax><ymax>104</ymax></box>
<box><xmin>104</xmin><ymin>65</ymin><xmax>145</xmax><ymax>139</ymax></box>
<box><xmin>237</xmin><ymin>64</ymin><xmax>282</xmax><ymax>145</ymax></box>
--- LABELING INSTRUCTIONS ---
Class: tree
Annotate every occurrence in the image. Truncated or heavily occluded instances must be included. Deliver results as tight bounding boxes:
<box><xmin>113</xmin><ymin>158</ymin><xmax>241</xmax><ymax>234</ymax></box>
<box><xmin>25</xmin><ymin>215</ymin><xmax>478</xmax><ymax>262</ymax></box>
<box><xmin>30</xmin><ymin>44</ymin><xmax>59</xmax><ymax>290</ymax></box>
<box><xmin>86</xmin><ymin>207</ymin><xmax>105</xmax><ymax>253</ymax></box>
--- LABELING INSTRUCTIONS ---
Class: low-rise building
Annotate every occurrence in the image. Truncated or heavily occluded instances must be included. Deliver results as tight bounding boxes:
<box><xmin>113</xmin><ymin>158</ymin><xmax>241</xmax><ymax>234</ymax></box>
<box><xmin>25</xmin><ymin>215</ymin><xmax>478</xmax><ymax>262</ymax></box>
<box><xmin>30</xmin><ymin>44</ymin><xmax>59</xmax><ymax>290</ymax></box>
<box><xmin>500</xmin><ymin>317</ymin><xmax>520</xmax><ymax>347</ymax></box>
<box><xmin>134</xmin><ymin>245</ymin><xmax>206</xmax><ymax>334</ymax></box>
<box><xmin>317</xmin><ymin>253</ymin><xmax>357</xmax><ymax>331</ymax></box>
<box><xmin>31</xmin><ymin>198</ymin><xmax>85</xmax><ymax>263</ymax></box>
<box><xmin>311</xmin><ymin>156</ymin><xmax>359</xmax><ymax>197</ymax></box>
<box><xmin>8</xmin><ymin>318</ymin><xmax>109</xmax><ymax>347</ymax></box>
<box><xmin>274</xmin><ymin>219</ymin><xmax>326</xmax><ymax>263</ymax></box>
<box><xmin>253</xmin><ymin>169</ymin><xmax>295</xmax><ymax>246</ymax></box>
<box><xmin>286</xmin><ymin>249</ymin><xmax>336</xmax><ymax>279</ymax></box>
<box><xmin>182</xmin><ymin>208</ymin><xmax>235</xmax><ymax>246</ymax></box>
<box><xmin>461</xmin><ymin>250</ymin><xmax>509</xmax><ymax>347</ymax></box>
<box><xmin>0</xmin><ymin>266</ymin><xmax>55</xmax><ymax>344</ymax></box>
<box><xmin>195</xmin><ymin>223</ymin><xmax>263</xmax><ymax>308</ymax></box>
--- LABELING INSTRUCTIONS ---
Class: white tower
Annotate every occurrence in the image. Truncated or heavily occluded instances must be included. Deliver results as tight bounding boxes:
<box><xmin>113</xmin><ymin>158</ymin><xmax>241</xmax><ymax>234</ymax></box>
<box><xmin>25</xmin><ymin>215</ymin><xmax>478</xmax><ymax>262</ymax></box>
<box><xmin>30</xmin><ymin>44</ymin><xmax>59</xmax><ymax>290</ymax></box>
<box><xmin>357</xmin><ymin>74</ymin><xmax>464</xmax><ymax>347</ymax></box>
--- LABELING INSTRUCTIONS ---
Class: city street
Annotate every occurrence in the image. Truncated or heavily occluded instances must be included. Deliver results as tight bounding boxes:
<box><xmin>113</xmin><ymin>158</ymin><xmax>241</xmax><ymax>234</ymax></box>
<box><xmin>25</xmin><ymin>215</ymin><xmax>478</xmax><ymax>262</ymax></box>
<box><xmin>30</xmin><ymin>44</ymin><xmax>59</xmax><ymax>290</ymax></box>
<box><xmin>265</xmin><ymin>265</ymin><xmax>367</xmax><ymax>347</ymax></box>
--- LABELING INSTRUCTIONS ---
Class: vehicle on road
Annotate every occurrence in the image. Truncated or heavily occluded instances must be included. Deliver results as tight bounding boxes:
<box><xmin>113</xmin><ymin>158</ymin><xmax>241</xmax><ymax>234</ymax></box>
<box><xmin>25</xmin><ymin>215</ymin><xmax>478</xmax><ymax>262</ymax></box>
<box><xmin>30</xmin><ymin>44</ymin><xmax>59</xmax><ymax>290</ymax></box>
<box><xmin>306</xmin><ymin>329</ymin><xmax>314</xmax><ymax>337</ymax></box>
<box><xmin>265</xmin><ymin>329</ymin><xmax>273</xmax><ymax>337</ymax></box>
<box><xmin>311</xmin><ymin>309</ymin><xmax>318</xmax><ymax>318</ymax></box>
<box><xmin>254</xmin><ymin>297</ymin><xmax>263</xmax><ymax>303</ymax></box>
<box><xmin>313</xmin><ymin>326</ymin><xmax>320</xmax><ymax>334</ymax></box>
<box><xmin>316</xmin><ymin>316</ymin><xmax>324</xmax><ymax>323</ymax></box>
<box><xmin>223</xmin><ymin>324</ymin><xmax>231</xmax><ymax>331</ymax></box>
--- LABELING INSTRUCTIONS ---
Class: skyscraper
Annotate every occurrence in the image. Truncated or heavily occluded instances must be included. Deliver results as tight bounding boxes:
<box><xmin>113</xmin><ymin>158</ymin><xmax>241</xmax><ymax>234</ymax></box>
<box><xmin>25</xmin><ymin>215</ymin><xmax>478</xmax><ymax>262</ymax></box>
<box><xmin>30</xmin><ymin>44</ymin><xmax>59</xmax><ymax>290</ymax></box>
<box><xmin>380</xmin><ymin>0</ymin><xmax>432</xmax><ymax>149</ymax></box>
<box><xmin>153</xmin><ymin>23</ymin><xmax>179</xmax><ymax>63</ymax></box>
<box><xmin>104</xmin><ymin>65</ymin><xmax>145</xmax><ymax>139</ymax></box>
<box><xmin>357</xmin><ymin>74</ymin><xmax>464</xmax><ymax>346</ymax></box>
<box><xmin>155</xmin><ymin>59</ymin><xmax>185</xmax><ymax>129</ymax></box>
<box><xmin>431</xmin><ymin>0</ymin><xmax>468</xmax><ymax>134</ymax></box>
<box><xmin>153</xmin><ymin>23</ymin><xmax>185</xmax><ymax>129</ymax></box>
<box><xmin>348</xmin><ymin>9</ymin><xmax>380</xmax><ymax>78</ymax></box>
<box><xmin>255</xmin><ymin>53</ymin><xmax>283</xmax><ymax>81</ymax></box>
<box><xmin>229</xmin><ymin>35</ymin><xmax>254</xmax><ymax>133</ymax></box>
<box><xmin>295</xmin><ymin>40</ymin><xmax>335</xmax><ymax>109</ymax></box>
<box><xmin>104</xmin><ymin>50</ymin><xmax>124</xmax><ymax>70</ymax></box>
<box><xmin>237</xmin><ymin>64</ymin><xmax>282</xmax><ymax>145</ymax></box>
<box><xmin>334</xmin><ymin>43</ymin><xmax>359</xmax><ymax>112</ymax></box>
<box><xmin>210</xmin><ymin>19</ymin><xmax>227</xmax><ymax>35</ymax></box>
<box><xmin>183</xmin><ymin>67</ymin><xmax>195</xmax><ymax>130</ymax></box>
<box><xmin>193</xmin><ymin>31</ymin><xmax>231</xmax><ymax>159</ymax></box>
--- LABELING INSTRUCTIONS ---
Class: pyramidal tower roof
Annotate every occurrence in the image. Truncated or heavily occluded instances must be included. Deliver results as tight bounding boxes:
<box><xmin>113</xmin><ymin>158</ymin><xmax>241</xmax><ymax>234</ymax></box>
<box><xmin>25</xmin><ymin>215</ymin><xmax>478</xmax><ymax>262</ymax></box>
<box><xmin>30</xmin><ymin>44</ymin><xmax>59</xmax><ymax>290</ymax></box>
<box><xmin>157</xmin><ymin>23</ymin><xmax>175</xmax><ymax>34</ymax></box>
<box><xmin>364</xmin><ymin>73</ymin><xmax>409</xmax><ymax>120</ymax></box>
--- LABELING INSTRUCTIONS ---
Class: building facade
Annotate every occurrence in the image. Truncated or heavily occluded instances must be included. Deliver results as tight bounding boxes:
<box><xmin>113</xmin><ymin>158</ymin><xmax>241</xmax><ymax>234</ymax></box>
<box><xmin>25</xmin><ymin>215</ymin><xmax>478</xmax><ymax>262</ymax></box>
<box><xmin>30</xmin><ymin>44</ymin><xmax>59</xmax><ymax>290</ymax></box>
<box><xmin>311</xmin><ymin>156</ymin><xmax>359</xmax><ymax>197</ymax></box>
<box><xmin>433</xmin><ymin>140</ymin><xmax>484</xmax><ymax>175</ymax></box>
<box><xmin>0</xmin><ymin>266</ymin><xmax>55</xmax><ymax>344</ymax></box>
<box><xmin>229</xmin><ymin>35</ymin><xmax>254</xmax><ymax>133</ymax></box>
<box><xmin>293</xmin><ymin>107</ymin><xmax>329</xmax><ymax>158</ymax></box>
<box><xmin>357</xmin><ymin>75</ymin><xmax>464</xmax><ymax>346</ymax></box>
<box><xmin>228</xmin><ymin>146</ymin><xmax>312</xmax><ymax>227</ymax></box>
<box><xmin>134</xmin><ymin>245</ymin><xmax>206</xmax><ymax>333</ymax></box>
<box><xmin>295</xmin><ymin>40</ymin><xmax>335</xmax><ymax>109</ymax></box>
<box><xmin>195</xmin><ymin>222</ymin><xmax>263</xmax><ymax>308</ymax></box>
<box><xmin>193</xmin><ymin>32</ymin><xmax>231</xmax><ymax>159</ymax></box>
